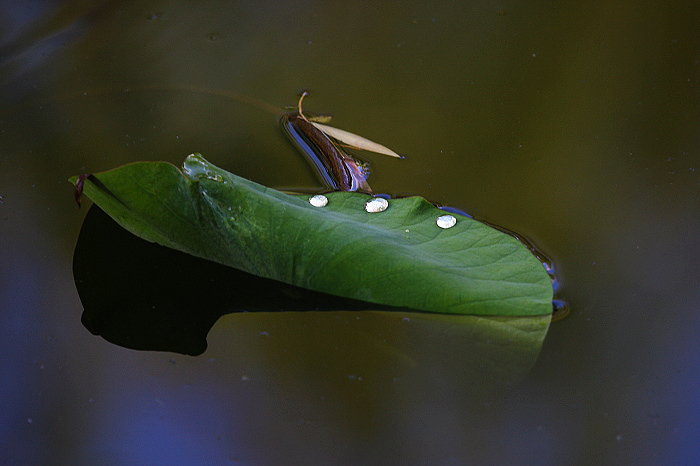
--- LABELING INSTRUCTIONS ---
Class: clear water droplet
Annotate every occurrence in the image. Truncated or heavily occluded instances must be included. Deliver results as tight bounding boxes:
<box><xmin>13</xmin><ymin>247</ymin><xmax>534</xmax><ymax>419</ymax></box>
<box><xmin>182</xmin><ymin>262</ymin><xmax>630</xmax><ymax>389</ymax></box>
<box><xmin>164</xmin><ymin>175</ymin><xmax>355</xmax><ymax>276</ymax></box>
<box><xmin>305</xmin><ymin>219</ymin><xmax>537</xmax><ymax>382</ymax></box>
<box><xmin>309</xmin><ymin>194</ymin><xmax>328</xmax><ymax>207</ymax></box>
<box><xmin>182</xmin><ymin>153</ymin><xmax>224</xmax><ymax>182</ymax></box>
<box><xmin>364</xmin><ymin>197</ymin><xmax>388</xmax><ymax>213</ymax></box>
<box><xmin>436</xmin><ymin>214</ymin><xmax>457</xmax><ymax>229</ymax></box>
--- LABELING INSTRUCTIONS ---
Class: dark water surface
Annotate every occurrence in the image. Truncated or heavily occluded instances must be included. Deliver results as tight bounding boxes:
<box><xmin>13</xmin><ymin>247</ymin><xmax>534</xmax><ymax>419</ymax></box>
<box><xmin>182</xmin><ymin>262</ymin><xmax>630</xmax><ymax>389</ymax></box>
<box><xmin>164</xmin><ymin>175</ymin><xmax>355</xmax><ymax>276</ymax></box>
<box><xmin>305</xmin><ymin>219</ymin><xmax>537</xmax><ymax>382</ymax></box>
<box><xmin>1</xmin><ymin>1</ymin><xmax>698</xmax><ymax>464</ymax></box>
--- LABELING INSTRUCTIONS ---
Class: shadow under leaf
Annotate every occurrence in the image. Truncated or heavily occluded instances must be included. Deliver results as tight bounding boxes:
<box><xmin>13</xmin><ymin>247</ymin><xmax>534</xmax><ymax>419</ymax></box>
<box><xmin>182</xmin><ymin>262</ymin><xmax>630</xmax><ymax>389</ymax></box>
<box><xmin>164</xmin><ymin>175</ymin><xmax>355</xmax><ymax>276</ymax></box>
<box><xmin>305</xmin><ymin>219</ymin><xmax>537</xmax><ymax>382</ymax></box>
<box><xmin>74</xmin><ymin>205</ymin><xmax>409</xmax><ymax>355</ymax></box>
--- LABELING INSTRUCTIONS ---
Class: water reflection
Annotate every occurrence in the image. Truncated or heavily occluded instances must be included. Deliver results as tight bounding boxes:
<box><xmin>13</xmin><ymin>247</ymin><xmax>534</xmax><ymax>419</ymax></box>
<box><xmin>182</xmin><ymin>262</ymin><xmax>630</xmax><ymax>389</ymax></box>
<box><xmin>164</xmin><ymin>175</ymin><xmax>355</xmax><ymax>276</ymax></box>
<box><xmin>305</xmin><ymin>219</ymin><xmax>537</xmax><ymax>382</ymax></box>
<box><xmin>74</xmin><ymin>205</ymin><xmax>550</xmax><ymax>393</ymax></box>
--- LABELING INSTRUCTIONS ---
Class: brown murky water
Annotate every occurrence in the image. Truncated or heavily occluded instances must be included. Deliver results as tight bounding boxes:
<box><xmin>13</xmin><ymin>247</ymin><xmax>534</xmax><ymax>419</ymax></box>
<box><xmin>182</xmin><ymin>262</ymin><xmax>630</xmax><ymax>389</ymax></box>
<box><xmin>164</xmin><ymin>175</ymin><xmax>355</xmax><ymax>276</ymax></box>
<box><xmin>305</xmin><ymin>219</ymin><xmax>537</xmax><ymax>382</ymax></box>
<box><xmin>1</xmin><ymin>1</ymin><xmax>698</xmax><ymax>463</ymax></box>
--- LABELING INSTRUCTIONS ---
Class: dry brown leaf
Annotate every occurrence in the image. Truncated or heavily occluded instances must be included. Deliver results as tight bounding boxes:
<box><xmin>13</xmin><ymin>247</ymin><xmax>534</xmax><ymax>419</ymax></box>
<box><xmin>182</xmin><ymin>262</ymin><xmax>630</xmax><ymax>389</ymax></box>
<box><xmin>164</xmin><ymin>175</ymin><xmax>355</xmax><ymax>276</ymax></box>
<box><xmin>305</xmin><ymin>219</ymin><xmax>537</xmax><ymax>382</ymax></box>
<box><xmin>307</xmin><ymin>115</ymin><xmax>333</xmax><ymax>124</ymax></box>
<box><xmin>310</xmin><ymin>122</ymin><xmax>403</xmax><ymax>158</ymax></box>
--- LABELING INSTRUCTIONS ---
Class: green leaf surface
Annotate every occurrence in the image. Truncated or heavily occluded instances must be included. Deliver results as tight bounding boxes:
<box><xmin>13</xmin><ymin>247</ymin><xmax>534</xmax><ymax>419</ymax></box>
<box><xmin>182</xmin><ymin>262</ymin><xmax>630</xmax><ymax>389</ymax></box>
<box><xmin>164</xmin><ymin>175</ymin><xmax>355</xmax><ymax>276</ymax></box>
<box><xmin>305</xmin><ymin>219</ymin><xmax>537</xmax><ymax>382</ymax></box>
<box><xmin>70</xmin><ymin>154</ymin><xmax>553</xmax><ymax>316</ymax></box>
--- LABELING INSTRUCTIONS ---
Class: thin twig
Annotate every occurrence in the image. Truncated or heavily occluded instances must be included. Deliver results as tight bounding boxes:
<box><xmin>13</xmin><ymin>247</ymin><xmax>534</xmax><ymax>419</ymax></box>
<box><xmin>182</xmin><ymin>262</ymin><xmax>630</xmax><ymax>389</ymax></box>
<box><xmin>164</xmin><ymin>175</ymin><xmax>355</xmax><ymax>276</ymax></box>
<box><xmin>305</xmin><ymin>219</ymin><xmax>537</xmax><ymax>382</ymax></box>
<box><xmin>297</xmin><ymin>91</ymin><xmax>310</xmax><ymax>122</ymax></box>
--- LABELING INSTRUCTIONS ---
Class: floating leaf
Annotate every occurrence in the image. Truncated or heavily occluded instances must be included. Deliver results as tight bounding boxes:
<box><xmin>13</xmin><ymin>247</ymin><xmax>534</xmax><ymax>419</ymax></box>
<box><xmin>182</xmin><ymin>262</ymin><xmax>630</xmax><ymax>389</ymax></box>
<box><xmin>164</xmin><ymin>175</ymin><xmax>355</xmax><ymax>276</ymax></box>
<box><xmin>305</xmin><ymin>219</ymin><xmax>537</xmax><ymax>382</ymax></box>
<box><xmin>281</xmin><ymin>114</ymin><xmax>373</xmax><ymax>193</ymax></box>
<box><xmin>70</xmin><ymin>154</ymin><xmax>553</xmax><ymax>316</ymax></box>
<box><xmin>310</xmin><ymin>121</ymin><xmax>403</xmax><ymax>158</ymax></box>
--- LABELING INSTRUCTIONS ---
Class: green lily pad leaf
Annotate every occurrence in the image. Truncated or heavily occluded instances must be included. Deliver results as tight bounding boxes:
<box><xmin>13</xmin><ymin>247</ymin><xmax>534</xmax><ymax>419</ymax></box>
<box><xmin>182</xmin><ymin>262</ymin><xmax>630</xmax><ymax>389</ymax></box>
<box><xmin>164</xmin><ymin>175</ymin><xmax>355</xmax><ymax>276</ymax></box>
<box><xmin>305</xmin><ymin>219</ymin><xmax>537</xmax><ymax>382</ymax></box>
<box><xmin>70</xmin><ymin>154</ymin><xmax>553</xmax><ymax>316</ymax></box>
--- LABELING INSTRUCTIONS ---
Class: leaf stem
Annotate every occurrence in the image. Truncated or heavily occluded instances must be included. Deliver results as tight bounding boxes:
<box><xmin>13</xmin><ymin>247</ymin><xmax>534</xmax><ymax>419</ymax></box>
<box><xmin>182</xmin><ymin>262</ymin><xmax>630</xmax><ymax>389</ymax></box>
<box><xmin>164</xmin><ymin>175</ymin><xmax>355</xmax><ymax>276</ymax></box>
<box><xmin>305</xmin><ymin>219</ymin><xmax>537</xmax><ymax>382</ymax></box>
<box><xmin>297</xmin><ymin>91</ymin><xmax>310</xmax><ymax>122</ymax></box>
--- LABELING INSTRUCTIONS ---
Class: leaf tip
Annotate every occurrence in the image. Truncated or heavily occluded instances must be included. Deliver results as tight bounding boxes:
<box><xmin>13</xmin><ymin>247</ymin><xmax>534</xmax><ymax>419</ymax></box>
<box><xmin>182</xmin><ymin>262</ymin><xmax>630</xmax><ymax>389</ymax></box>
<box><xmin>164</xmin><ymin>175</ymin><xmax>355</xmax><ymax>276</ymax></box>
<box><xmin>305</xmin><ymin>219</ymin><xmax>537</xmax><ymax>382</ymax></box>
<box><xmin>72</xmin><ymin>173</ymin><xmax>92</xmax><ymax>208</ymax></box>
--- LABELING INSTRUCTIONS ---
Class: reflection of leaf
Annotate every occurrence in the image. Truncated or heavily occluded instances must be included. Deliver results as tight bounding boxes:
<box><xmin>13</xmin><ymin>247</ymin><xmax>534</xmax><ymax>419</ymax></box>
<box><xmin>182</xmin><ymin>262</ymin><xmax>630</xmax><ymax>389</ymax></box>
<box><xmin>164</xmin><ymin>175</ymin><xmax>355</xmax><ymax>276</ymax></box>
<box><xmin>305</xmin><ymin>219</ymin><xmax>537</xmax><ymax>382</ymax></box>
<box><xmin>310</xmin><ymin>122</ymin><xmax>403</xmax><ymax>158</ymax></box>
<box><xmin>210</xmin><ymin>310</ymin><xmax>551</xmax><ymax>397</ymax></box>
<box><xmin>70</xmin><ymin>154</ymin><xmax>552</xmax><ymax>316</ymax></box>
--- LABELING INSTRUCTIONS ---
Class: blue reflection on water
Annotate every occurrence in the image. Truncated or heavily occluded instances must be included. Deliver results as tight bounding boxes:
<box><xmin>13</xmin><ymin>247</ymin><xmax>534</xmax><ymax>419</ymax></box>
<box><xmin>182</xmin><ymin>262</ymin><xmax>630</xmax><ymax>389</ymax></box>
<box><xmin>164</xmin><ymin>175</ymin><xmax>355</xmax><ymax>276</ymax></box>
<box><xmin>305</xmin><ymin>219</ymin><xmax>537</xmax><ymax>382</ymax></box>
<box><xmin>0</xmin><ymin>1</ymin><xmax>93</xmax><ymax>97</ymax></box>
<box><xmin>666</xmin><ymin>318</ymin><xmax>700</xmax><ymax>462</ymax></box>
<box><xmin>84</xmin><ymin>391</ymin><xmax>239</xmax><ymax>464</ymax></box>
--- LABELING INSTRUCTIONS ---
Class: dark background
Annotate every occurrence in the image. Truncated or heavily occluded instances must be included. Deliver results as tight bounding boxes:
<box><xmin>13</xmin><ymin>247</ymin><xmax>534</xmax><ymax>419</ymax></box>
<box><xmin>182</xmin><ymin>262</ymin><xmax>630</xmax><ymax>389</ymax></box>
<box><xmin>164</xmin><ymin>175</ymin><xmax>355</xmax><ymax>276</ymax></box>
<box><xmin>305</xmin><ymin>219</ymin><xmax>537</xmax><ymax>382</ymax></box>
<box><xmin>1</xmin><ymin>1</ymin><xmax>698</xmax><ymax>464</ymax></box>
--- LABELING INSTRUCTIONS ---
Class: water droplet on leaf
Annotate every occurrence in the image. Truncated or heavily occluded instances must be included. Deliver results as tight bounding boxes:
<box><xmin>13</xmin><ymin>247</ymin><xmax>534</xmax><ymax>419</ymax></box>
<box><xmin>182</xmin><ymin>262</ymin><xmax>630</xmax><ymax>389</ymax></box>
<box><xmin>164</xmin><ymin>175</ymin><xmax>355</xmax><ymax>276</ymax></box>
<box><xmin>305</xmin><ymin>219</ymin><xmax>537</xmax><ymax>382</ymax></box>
<box><xmin>182</xmin><ymin>153</ymin><xmax>224</xmax><ymax>182</ymax></box>
<box><xmin>364</xmin><ymin>197</ymin><xmax>389</xmax><ymax>213</ymax></box>
<box><xmin>436</xmin><ymin>214</ymin><xmax>457</xmax><ymax>229</ymax></box>
<box><xmin>309</xmin><ymin>194</ymin><xmax>328</xmax><ymax>207</ymax></box>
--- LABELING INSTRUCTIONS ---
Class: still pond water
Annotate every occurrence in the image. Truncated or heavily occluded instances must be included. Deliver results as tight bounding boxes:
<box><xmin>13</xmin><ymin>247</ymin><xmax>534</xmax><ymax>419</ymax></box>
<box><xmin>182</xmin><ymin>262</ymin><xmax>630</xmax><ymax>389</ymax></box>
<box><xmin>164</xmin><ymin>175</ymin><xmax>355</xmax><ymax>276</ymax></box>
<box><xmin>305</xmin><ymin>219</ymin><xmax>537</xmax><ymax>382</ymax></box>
<box><xmin>1</xmin><ymin>1</ymin><xmax>698</xmax><ymax>464</ymax></box>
